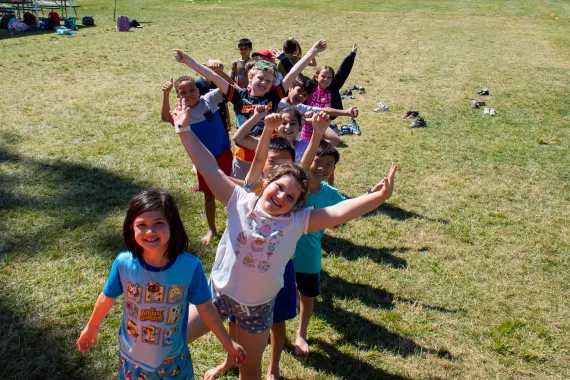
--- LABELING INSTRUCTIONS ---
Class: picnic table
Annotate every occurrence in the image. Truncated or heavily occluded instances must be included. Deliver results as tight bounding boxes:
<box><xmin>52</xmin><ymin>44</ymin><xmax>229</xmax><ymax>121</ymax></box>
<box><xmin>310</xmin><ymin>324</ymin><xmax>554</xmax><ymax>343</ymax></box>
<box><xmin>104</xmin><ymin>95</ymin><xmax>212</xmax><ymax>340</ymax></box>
<box><xmin>0</xmin><ymin>0</ymin><xmax>80</xmax><ymax>20</ymax></box>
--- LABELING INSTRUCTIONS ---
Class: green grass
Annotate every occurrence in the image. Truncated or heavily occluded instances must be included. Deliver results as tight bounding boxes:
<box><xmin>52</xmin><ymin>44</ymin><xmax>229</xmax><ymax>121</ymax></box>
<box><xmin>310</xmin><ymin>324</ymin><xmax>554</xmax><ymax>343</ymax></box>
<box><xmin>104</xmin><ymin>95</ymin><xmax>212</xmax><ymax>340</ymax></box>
<box><xmin>1</xmin><ymin>0</ymin><xmax>569</xmax><ymax>378</ymax></box>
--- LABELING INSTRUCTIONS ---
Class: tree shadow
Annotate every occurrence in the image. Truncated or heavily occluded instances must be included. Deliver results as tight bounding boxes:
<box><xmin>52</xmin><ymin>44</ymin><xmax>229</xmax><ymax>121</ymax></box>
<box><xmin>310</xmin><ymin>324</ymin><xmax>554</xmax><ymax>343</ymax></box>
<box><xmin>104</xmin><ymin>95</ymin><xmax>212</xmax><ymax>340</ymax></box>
<box><xmin>322</xmin><ymin>234</ymin><xmax>410</xmax><ymax>269</ymax></box>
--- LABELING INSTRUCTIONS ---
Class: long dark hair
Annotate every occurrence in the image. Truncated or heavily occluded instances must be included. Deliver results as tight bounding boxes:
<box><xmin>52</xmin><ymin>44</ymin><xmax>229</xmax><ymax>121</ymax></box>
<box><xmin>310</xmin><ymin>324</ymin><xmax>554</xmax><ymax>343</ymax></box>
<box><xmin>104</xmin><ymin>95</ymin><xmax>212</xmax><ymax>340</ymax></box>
<box><xmin>122</xmin><ymin>190</ymin><xmax>188</xmax><ymax>261</ymax></box>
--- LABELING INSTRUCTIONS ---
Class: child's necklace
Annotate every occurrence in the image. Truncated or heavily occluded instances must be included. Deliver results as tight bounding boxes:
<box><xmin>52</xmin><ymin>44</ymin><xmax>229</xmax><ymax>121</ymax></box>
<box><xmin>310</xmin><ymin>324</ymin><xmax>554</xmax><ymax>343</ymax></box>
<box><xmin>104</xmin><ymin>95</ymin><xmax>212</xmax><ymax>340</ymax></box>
<box><xmin>142</xmin><ymin>259</ymin><xmax>168</xmax><ymax>285</ymax></box>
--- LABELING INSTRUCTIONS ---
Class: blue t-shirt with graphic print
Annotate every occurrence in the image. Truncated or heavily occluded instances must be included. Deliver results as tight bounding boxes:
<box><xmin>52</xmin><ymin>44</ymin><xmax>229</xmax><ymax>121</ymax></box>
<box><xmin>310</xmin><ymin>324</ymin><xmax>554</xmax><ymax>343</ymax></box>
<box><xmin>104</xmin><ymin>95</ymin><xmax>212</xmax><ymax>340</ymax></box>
<box><xmin>293</xmin><ymin>182</ymin><xmax>346</xmax><ymax>274</ymax></box>
<box><xmin>103</xmin><ymin>251</ymin><xmax>211</xmax><ymax>372</ymax></box>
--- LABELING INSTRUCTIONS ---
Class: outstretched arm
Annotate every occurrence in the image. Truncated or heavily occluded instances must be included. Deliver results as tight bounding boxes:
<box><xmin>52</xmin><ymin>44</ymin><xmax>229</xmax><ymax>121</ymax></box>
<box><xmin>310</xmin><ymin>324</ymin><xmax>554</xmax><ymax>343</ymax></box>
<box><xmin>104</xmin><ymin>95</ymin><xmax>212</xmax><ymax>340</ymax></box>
<box><xmin>299</xmin><ymin>112</ymin><xmax>330</xmax><ymax>171</ymax></box>
<box><xmin>282</xmin><ymin>40</ymin><xmax>327</xmax><ymax>89</ymax></box>
<box><xmin>321</xmin><ymin>105</ymin><xmax>359</xmax><ymax>118</ymax></box>
<box><xmin>244</xmin><ymin>112</ymin><xmax>281</xmax><ymax>187</ymax></box>
<box><xmin>232</xmin><ymin>105</ymin><xmax>268</xmax><ymax>151</ymax></box>
<box><xmin>171</xmin><ymin>98</ymin><xmax>236</xmax><ymax>205</ymax></box>
<box><xmin>196</xmin><ymin>300</ymin><xmax>247</xmax><ymax>366</ymax></box>
<box><xmin>174</xmin><ymin>50</ymin><xmax>231</xmax><ymax>95</ymax></box>
<box><xmin>307</xmin><ymin>163</ymin><xmax>397</xmax><ymax>232</ymax></box>
<box><xmin>161</xmin><ymin>76</ymin><xmax>175</xmax><ymax>124</ymax></box>
<box><xmin>76</xmin><ymin>293</ymin><xmax>116</xmax><ymax>354</ymax></box>
<box><xmin>331</xmin><ymin>43</ymin><xmax>357</xmax><ymax>90</ymax></box>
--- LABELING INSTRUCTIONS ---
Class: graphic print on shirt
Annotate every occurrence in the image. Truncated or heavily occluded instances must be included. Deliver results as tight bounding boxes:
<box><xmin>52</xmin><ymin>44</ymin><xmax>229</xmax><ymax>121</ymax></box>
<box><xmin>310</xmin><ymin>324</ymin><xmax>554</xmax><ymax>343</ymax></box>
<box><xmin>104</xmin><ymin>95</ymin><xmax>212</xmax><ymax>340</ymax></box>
<box><xmin>235</xmin><ymin>217</ymin><xmax>284</xmax><ymax>273</ymax></box>
<box><xmin>144</xmin><ymin>282</ymin><xmax>164</xmax><ymax>303</ymax></box>
<box><xmin>139</xmin><ymin>307</ymin><xmax>165</xmax><ymax>322</ymax></box>
<box><xmin>142</xmin><ymin>324</ymin><xmax>161</xmax><ymax>344</ymax></box>
<box><xmin>126</xmin><ymin>301</ymin><xmax>139</xmax><ymax>318</ymax></box>
<box><xmin>126</xmin><ymin>319</ymin><xmax>139</xmax><ymax>340</ymax></box>
<box><xmin>126</xmin><ymin>282</ymin><xmax>142</xmax><ymax>303</ymax></box>
<box><xmin>166</xmin><ymin>285</ymin><xmax>184</xmax><ymax>304</ymax></box>
<box><xmin>163</xmin><ymin>326</ymin><xmax>178</xmax><ymax>347</ymax></box>
<box><xmin>166</xmin><ymin>304</ymin><xmax>183</xmax><ymax>324</ymax></box>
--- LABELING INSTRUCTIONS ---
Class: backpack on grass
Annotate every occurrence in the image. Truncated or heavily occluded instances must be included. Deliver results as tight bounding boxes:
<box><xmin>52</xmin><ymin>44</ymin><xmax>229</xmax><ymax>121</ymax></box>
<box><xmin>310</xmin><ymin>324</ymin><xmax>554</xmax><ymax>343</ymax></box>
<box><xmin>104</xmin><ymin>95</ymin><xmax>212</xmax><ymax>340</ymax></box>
<box><xmin>116</xmin><ymin>15</ymin><xmax>130</xmax><ymax>31</ymax></box>
<box><xmin>82</xmin><ymin>16</ymin><xmax>94</xmax><ymax>26</ymax></box>
<box><xmin>48</xmin><ymin>11</ymin><xmax>60</xmax><ymax>26</ymax></box>
<box><xmin>23</xmin><ymin>12</ymin><xmax>36</xmax><ymax>26</ymax></box>
<box><xmin>64</xmin><ymin>16</ymin><xmax>77</xmax><ymax>30</ymax></box>
<box><xmin>0</xmin><ymin>13</ymin><xmax>14</xmax><ymax>29</ymax></box>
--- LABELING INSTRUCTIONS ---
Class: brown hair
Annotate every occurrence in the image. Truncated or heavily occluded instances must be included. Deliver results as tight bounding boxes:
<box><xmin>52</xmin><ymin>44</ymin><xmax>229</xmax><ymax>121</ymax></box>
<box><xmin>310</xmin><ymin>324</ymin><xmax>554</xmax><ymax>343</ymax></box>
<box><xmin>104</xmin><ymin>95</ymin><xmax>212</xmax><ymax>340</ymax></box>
<box><xmin>254</xmin><ymin>163</ymin><xmax>309</xmax><ymax>213</ymax></box>
<box><xmin>313</xmin><ymin>66</ymin><xmax>335</xmax><ymax>85</ymax></box>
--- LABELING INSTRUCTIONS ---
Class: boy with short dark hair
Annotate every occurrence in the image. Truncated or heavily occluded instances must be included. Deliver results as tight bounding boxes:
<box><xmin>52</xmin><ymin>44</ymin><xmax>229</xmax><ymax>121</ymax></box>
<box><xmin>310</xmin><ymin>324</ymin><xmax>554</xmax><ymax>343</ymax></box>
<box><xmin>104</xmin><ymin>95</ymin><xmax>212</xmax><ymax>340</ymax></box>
<box><xmin>230</xmin><ymin>38</ymin><xmax>252</xmax><ymax>89</ymax></box>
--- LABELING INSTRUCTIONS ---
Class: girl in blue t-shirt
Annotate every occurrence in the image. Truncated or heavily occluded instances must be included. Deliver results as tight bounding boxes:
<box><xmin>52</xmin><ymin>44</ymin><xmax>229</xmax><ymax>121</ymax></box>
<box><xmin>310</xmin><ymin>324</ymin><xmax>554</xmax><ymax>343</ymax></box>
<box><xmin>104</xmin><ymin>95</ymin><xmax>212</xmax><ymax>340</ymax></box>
<box><xmin>76</xmin><ymin>190</ymin><xmax>246</xmax><ymax>379</ymax></box>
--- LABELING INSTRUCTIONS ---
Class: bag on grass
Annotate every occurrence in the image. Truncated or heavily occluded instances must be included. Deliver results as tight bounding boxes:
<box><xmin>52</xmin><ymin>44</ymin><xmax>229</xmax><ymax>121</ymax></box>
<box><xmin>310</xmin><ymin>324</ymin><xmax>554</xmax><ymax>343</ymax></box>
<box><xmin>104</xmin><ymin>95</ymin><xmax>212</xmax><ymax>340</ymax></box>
<box><xmin>23</xmin><ymin>12</ymin><xmax>36</xmax><ymax>26</ymax></box>
<box><xmin>129</xmin><ymin>18</ymin><xmax>139</xmax><ymax>27</ymax></box>
<box><xmin>116</xmin><ymin>15</ymin><xmax>130</xmax><ymax>31</ymax></box>
<box><xmin>48</xmin><ymin>11</ymin><xmax>60</xmax><ymax>26</ymax></box>
<box><xmin>10</xmin><ymin>20</ymin><xmax>30</xmax><ymax>32</ymax></box>
<box><xmin>64</xmin><ymin>16</ymin><xmax>77</xmax><ymax>30</ymax></box>
<box><xmin>0</xmin><ymin>13</ymin><xmax>14</xmax><ymax>29</ymax></box>
<box><xmin>42</xmin><ymin>17</ymin><xmax>54</xmax><ymax>30</ymax></box>
<box><xmin>82</xmin><ymin>16</ymin><xmax>94</xmax><ymax>26</ymax></box>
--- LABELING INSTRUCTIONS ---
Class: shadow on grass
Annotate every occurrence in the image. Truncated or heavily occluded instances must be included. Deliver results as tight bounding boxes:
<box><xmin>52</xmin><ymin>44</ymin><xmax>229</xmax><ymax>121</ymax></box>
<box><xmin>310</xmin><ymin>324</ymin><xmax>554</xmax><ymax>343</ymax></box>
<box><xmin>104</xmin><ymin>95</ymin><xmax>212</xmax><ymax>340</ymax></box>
<box><xmin>322</xmin><ymin>234</ymin><xmax>410</xmax><ymax>269</ymax></box>
<box><xmin>365</xmin><ymin>203</ymin><xmax>450</xmax><ymax>224</ymax></box>
<box><xmin>313</xmin><ymin>277</ymin><xmax>454</xmax><ymax>360</ymax></box>
<box><xmin>0</xmin><ymin>142</ymin><xmax>150</xmax><ymax>259</ymax></box>
<box><xmin>0</xmin><ymin>298</ymin><xmax>94</xmax><ymax>380</ymax></box>
<box><xmin>293</xmin><ymin>339</ymin><xmax>411</xmax><ymax>380</ymax></box>
<box><xmin>0</xmin><ymin>28</ymin><xmax>57</xmax><ymax>41</ymax></box>
<box><xmin>321</xmin><ymin>270</ymin><xmax>465</xmax><ymax>314</ymax></box>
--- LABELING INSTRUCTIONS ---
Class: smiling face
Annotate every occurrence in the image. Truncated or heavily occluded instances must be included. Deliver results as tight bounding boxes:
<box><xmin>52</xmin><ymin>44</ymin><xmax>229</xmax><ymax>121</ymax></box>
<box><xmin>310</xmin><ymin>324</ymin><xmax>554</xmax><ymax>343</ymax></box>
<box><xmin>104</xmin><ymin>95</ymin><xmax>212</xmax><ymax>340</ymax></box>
<box><xmin>276</xmin><ymin>113</ymin><xmax>300</xmax><ymax>143</ymax></box>
<box><xmin>132</xmin><ymin>210</ymin><xmax>171</xmax><ymax>256</ymax></box>
<box><xmin>310</xmin><ymin>155</ymin><xmax>336</xmax><ymax>183</ymax></box>
<box><xmin>249</xmin><ymin>69</ymin><xmax>275</xmax><ymax>96</ymax></box>
<box><xmin>258</xmin><ymin>174</ymin><xmax>303</xmax><ymax>216</ymax></box>
<box><xmin>287</xmin><ymin>85</ymin><xmax>309</xmax><ymax>105</ymax></box>
<box><xmin>316</xmin><ymin>68</ymin><xmax>334</xmax><ymax>89</ymax></box>
<box><xmin>263</xmin><ymin>149</ymin><xmax>294</xmax><ymax>179</ymax></box>
<box><xmin>176</xmin><ymin>80</ymin><xmax>200</xmax><ymax>108</ymax></box>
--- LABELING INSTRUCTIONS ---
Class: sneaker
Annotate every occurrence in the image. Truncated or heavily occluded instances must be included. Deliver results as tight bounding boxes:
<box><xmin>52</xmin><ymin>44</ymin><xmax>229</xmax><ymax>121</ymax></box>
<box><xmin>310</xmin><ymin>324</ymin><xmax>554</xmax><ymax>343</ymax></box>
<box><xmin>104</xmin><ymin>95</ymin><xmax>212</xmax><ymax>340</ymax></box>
<box><xmin>349</xmin><ymin>118</ymin><xmax>361</xmax><ymax>135</ymax></box>
<box><xmin>471</xmin><ymin>100</ymin><xmax>485</xmax><ymax>109</ymax></box>
<box><xmin>339</xmin><ymin>125</ymin><xmax>352</xmax><ymax>135</ymax></box>
<box><xmin>407</xmin><ymin>111</ymin><xmax>420</xmax><ymax>119</ymax></box>
<box><xmin>410</xmin><ymin>117</ymin><xmax>426</xmax><ymax>128</ymax></box>
<box><xmin>483</xmin><ymin>107</ymin><xmax>490</xmax><ymax>114</ymax></box>
<box><xmin>374</xmin><ymin>102</ymin><xmax>386</xmax><ymax>112</ymax></box>
<box><xmin>402</xmin><ymin>111</ymin><xmax>412</xmax><ymax>118</ymax></box>
<box><xmin>341</xmin><ymin>89</ymin><xmax>353</xmax><ymax>96</ymax></box>
<box><xmin>330</xmin><ymin>124</ymin><xmax>340</xmax><ymax>134</ymax></box>
<box><xmin>349</xmin><ymin>95</ymin><xmax>355</xmax><ymax>99</ymax></box>
<box><xmin>477</xmin><ymin>88</ymin><xmax>490</xmax><ymax>96</ymax></box>
<box><xmin>489</xmin><ymin>108</ymin><xmax>496</xmax><ymax>116</ymax></box>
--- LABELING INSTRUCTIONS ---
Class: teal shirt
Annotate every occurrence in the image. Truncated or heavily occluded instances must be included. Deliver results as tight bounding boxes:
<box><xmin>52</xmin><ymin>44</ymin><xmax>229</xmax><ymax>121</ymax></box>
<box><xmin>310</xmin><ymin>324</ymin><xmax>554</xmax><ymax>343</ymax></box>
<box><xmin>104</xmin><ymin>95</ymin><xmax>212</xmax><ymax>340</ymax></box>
<box><xmin>293</xmin><ymin>182</ymin><xmax>346</xmax><ymax>274</ymax></box>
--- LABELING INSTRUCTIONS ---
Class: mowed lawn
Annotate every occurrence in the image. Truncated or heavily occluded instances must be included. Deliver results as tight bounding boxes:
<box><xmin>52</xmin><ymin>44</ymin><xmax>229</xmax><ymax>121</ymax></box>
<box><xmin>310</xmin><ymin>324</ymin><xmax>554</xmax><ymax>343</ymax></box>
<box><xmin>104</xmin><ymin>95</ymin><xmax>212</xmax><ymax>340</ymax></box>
<box><xmin>1</xmin><ymin>0</ymin><xmax>569</xmax><ymax>378</ymax></box>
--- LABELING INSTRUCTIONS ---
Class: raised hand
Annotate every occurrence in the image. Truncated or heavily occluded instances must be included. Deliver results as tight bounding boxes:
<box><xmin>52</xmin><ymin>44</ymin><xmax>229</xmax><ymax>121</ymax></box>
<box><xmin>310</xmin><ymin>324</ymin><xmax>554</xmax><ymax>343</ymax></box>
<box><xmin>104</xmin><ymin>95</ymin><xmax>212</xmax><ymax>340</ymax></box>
<box><xmin>312</xmin><ymin>111</ymin><xmax>331</xmax><ymax>136</ymax></box>
<box><xmin>271</xmin><ymin>48</ymin><xmax>281</xmax><ymax>58</ymax></box>
<box><xmin>174</xmin><ymin>49</ymin><xmax>190</xmax><ymax>65</ymax></box>
<box><xmin>351</xmin><ymin>43</ymin><xmax>358</xmax><ymax>54</ymax></box>
<box><xmin>303</xmin><ymin>111</ymin><xmax>315</xmax><ymax>120</ymax></box>
<box><xmin>264</xmin><ymin>113</ymin><xmax>283</xmax><ymax>133</ymax></box>
<box><xmin>206</xmin><ymin>59</ymin><xmax>224</xmax><ymax>72</ymax></box>
<box><xmin>376</xmin><ymin>163</ymin><xmax>397</xmax><ymax>197</ymax></box>
<box><xmin>169</xmin><ymin>98</ymin><xmax>191</xmax><ymax>129</ymax></box>
<box><xmin>253</xmin><ymin>105</ymin><xmax>270</xmax><ymax>117</ymax></box>
<box><xmin>162</xmin><ymin>76</ymin><xmax>174</xmax><ymax>93</ymax></box>
<box><xmin>312</xmin><ymin>40</ymin><xmax>327</xmax><ymax>54</ymax></box>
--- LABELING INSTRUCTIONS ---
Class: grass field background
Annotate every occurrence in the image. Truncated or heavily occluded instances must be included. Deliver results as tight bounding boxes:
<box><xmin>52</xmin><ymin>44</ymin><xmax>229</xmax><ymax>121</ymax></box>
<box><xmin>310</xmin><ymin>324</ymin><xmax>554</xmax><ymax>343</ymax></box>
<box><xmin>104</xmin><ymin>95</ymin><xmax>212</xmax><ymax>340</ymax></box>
<box><xmin>1</xmin><ymin>0</ymin><xmax>569</xmax><ymax>378</ymax></box>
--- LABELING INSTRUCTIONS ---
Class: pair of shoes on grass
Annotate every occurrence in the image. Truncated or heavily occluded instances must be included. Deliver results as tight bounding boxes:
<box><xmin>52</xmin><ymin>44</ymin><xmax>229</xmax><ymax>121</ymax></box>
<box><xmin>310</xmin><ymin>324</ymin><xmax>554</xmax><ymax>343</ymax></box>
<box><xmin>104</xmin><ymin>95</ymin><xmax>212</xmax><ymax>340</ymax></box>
<box><xmin>471</xmin><ymin>100</ymin><xmax>486</xmax><ymax>109</ymax></box>
<box><xmin>477</xmin><ymin>87</ymin><xmax>490</xmax><ymax>96</ymax></box>
<box><xmin>483</xmin><ymin>107</ymin><xmax>496</xmax><ymax>116</ymax></box>
<box><xmin>410</xmin><ymin>117</ymin><xmax>426</xmax><ymax>128</ymax></box>
<box><xmin>402</xmin><ymin>110</ymin><xmax>420</xmax><ymax>119</ymax></box>
<box><xmin>339</xmin><ymin>118</ymin><xmax>362</xmax><ymax>135</ymax></box>
<box><xmin>374</xmin><ymin>102</ymin><xmax>390</xmax><ymax>112</ymax></box>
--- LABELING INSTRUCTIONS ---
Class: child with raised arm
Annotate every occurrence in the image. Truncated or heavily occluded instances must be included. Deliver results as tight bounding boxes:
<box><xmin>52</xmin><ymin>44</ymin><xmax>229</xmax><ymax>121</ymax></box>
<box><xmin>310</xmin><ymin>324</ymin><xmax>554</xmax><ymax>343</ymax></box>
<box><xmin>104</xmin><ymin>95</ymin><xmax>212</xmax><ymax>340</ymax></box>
<box><xmin>160</xmin><ymin>73</ymin><xmax>233</xmax><ymax>244</ymax></box>
<box><xmin>76</xmin><ymin>190</ymin><xmax>246</xmax><ymax>379</ymax></box>
<box><xmin>170</xmin><ymin>97</ymin><xmax>396</xmax><ymax>379</ymax></box>
<box><xmin>174</xmin><ymin>39</ymin><xmax>327</xmax><ymax>180</ymax></box>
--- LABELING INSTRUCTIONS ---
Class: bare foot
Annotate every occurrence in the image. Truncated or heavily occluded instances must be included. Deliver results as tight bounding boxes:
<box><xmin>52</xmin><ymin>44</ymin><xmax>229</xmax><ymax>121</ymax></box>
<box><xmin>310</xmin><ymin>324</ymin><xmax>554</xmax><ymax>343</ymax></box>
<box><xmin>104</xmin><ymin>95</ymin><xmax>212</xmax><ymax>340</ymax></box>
<box><xmin>201</xmin><ymin>230</ymin><xmax>215</xmax><ymax>244</ymax></box>
<box><xmin>266</xmin><ymin>370</ymin><xmax>280</xmax><ymax>380</ymax></box>
<box><xmin>295</xmin><ymin>332</ymin><xmax>309</xmax><ymax>356</ymax></box>
<box><xmin>204</xmin><ymin>359</ymin><xmax>235</xmax><ymax>380</ymax></box>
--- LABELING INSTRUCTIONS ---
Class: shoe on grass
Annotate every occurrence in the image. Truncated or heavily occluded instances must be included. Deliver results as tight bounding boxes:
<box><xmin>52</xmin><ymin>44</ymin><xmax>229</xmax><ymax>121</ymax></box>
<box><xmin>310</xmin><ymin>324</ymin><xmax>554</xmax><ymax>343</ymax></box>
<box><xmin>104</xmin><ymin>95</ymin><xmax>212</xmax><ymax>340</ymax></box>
<box><xmin>489</xmin><ymin>108</ymin><xmax>496</xmax><ymax>116</ymax></box>
<box><xmin>477</xmin><ymin>88</ymin><xmax>490</xmax><ymax>96</ymax></box>
<box><xmin>349</xmin><ymin>118</ymin><xmax>361</xmax><ymax>135</ymax></box>
<box><xmin>410</xmin><ymin>117</ymin><xmax>426</xmax><ymax>128</ymax></box>
<box><xmin>484</xmin><ymin>107</ymin><xmax>490</xmax><ymax>114</ymax></box>
<box><xmin>402</xmin><ymin>111</ymin><xmax>412</xmax><ymax>118</ymax></box>
<box><xmin>330</xmin><ymin>124</ymin><xmax>340</xmax><ymax>134</ymax></box>
<box><xmin>472</xmin><ymin>100</ymin><xmax>486</xmax><ymax>109</ymax></box>
<box><xmin>408</xmin><ymin>111</ymin><xmax>420</xmax><ymax>119</ymax></box>
<box><xmin>374</xmin><ymin>102</ymin><xmax>386</xmax><ymax>112</ymax></box>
